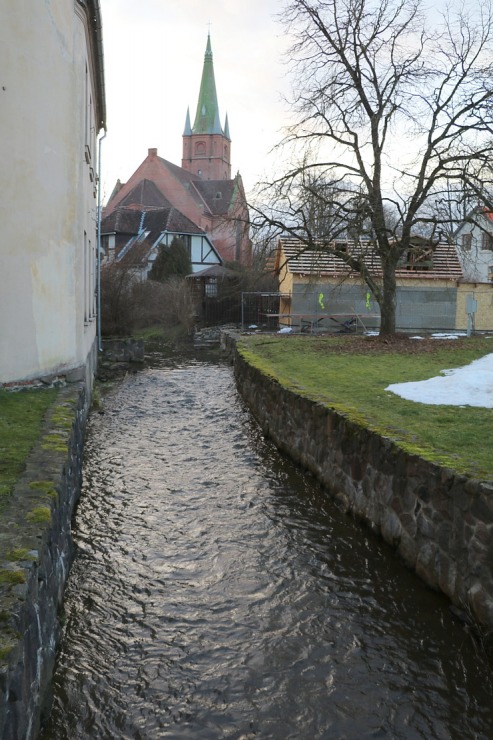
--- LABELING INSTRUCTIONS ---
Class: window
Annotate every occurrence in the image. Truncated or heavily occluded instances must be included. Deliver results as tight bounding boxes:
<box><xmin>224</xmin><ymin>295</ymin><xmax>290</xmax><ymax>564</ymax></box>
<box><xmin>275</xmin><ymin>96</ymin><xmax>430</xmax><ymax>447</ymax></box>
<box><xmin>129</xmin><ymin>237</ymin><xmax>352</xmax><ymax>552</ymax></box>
<box><xmin>205</xmin><ymin>278</ymin><xmax>218</xmax><ymax>297</ymax></box>
<box><xmin>461</xmin><ymin>233</ymin><xmax>472</xmax><ymax>251</ymax></box>
<box><xmin>195</xmin><ymin>141</ymin><xmax>206</xmax><ymax>155</ymax></box>
<box><xmin>334</xmin><ymin>240</ymin><xmax>348</xmax><ymax>253</ymax></box>
<box><xmin>481</xmin><ymin>232</ymin><xmax>493</xmax><ymax>251</ymax></box>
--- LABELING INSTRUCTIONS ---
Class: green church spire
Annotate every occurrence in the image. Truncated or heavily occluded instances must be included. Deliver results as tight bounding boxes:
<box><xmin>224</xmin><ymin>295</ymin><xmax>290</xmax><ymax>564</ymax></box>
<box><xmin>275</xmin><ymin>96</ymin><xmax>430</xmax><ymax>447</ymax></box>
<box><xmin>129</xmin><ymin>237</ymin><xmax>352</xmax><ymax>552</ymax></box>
<box><xmin>192</xmin><ymin>34</ymin><xmax>224</xmax><ymax>135</ymax></box>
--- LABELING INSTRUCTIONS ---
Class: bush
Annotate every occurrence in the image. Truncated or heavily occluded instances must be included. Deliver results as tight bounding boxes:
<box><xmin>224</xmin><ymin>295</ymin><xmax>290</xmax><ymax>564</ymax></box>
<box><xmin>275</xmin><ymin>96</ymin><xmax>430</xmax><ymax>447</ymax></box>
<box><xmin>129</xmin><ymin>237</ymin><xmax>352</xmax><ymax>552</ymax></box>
<box><xmin>160</xmin><ymin>276</ymin><xmax>196</xmax><ymax>333</ymax></box>
<box><xmin>100</xmin><ymin>264</ymin><xmax>195</xmax><ymax>336</ymax></box>
<box><xmin>100</xmin><ymin>264</ymin><xmax>136</xmax><ymax>336</ymax></box>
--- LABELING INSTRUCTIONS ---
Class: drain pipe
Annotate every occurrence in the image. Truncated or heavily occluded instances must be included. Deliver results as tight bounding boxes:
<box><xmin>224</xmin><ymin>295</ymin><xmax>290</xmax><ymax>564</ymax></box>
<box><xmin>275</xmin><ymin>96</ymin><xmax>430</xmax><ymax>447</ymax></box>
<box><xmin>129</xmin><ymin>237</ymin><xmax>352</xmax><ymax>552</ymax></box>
<box><xmin>97</xmin><ymin>129</ymin><xmax>107</xmax><ymax>352</ymax></box>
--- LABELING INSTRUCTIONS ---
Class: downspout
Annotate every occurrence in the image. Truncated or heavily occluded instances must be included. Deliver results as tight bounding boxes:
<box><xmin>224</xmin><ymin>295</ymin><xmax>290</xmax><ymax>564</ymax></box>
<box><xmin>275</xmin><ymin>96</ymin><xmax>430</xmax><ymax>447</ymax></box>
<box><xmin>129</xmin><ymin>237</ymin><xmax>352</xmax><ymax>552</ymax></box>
<box><xmin>97</xmin><ymin>130</ymin><xmax>107</xmax><ymax>352</ymax></box>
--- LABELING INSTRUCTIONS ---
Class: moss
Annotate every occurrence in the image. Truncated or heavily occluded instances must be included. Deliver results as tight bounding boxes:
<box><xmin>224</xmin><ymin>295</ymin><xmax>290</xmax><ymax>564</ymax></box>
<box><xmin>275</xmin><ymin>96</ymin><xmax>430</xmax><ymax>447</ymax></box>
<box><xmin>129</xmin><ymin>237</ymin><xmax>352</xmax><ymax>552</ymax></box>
<box><xmin>26</xmin><ymin>506</ymin><xmax>51</xmax><ymax>525</ymax></box>
<box><xmin>51</xmin><ymin>403</ymin><xmax>75</xmax><ymax>429</ymax></box>
<box><xmin>0</xmin><ymin>387</ymin><xmax>57</xmax><ymax>509</ymax></box>
<box><xmin>29</xmin><ymin>480</ymin><xmax>54</xmax><ymax>492</ymax></box>
<box><xmin>0</xmin><ymin>570</ymin><xmax>25</xmax><ymax>586</ymax></box>
<box><xmin>0</xmin><ymin>645</ymin><xmax>14</xmax><ymax>662</ymax></box>
<box><xmin>0</xmin><ymin>627</ymin><xmax>22</xmax><ymax>664</ymax></box>
<box><xmin>41</xmin><ymin>432</ymin><xmax>68</xmax><ymax>453</ymax></box>
<box><xmin>91</xmin><ymin>386</ymin><xmax>103</xmax><ymax>411</ymax></box>
<box><xmin>29</xmin><ymin>480</ymin><xmax>57</xmax><ymax>500</ymax></box>
<box><xmin>5</xmin><ymin>548</ymin><xmax>37</xmax><ymax>563</ymax></box>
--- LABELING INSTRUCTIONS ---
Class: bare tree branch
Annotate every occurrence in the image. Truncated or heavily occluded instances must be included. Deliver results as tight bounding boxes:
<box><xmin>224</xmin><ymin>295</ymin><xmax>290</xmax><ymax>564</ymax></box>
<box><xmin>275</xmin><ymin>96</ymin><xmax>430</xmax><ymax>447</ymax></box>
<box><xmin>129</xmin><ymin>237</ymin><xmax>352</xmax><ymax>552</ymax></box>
<box><xmin>251</xmin><ymin>0</ymin><xmax>493</xmax><ymax>334</ymax></box>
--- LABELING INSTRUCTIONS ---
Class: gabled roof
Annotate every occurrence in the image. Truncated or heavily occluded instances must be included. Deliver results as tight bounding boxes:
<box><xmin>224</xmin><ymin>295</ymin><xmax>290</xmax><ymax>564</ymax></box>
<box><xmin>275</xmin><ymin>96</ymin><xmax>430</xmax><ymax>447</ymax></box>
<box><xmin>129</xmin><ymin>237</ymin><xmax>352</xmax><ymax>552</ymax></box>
<box><xmin>116</xmin><ymin>179</ymin><xmax>172</xmax><ymax>210</ymax></box>
<box><xmin>104</xmin><ymin>149</ymin><xmax>206</xmax><ymax>216</ymax></box>
<box><xmin>193</xmin><ymin>180</ymin><xmax>236</xmax><ymax>215</ymax></box>
<box><xmin>454</xmin><ymin>207</ymin><xmax>493</xmax><ymax>236</ymax></box>
<box><xmin>104</xmin><ymin>149</ymin><xmax>242</xmax><ymax>224</ymax></box>
<box><xmin>101</xmin><ymin>206</ymin><xmax>206</xmax><ymax>244</ymax></box>
<box><xmin>277</xmin><ymin>237</ymin><xmax>463</xmax><ymax>280</ymax></box>
<box><xmin>117</xmin><ymin>238</ymin><xmax>154</xmax><ymax>268</ymax></box>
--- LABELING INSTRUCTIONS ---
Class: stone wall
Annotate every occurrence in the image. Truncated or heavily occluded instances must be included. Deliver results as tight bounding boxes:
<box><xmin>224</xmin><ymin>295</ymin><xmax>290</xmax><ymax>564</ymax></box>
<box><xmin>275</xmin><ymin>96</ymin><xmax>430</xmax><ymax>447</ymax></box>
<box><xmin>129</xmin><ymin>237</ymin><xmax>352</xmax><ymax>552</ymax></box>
<box><xmin>0</xmin><ymin>382</ymin><xmax>89</xmax><ymax>739</ymax></box>
<box><xmin>229</xmin><ymin>337</ymin><xmax>493</xmax><ymax>629</ymax></box>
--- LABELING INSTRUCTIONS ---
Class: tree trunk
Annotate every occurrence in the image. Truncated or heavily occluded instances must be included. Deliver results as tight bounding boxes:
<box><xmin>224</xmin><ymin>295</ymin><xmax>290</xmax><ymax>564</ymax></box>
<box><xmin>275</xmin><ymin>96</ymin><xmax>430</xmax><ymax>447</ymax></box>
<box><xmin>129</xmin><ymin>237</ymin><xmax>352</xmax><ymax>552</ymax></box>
<box><xmin>379</xmin><ymin>259</ymin><xmax>397</xmax><ymax>336</ymax></box>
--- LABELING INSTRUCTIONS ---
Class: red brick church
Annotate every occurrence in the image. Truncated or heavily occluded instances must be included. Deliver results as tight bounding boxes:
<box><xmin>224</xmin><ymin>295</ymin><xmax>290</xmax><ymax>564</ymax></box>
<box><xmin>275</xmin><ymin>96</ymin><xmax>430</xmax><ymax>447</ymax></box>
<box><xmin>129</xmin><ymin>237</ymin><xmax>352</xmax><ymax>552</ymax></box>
<box><xmin>102</xmin><ymin>35</ymin><xmax>251</xmax><ymax>271</ymax></box>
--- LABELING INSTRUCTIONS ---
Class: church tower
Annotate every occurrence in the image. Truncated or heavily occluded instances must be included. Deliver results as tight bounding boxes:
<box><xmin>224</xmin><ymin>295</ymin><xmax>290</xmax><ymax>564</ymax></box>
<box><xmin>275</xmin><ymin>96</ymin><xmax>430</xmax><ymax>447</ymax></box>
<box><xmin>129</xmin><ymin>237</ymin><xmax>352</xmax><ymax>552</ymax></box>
<box><xmin>182</xmin><ymin>34</ymin><xmax>232</xmax><ymax>180</ymax></box>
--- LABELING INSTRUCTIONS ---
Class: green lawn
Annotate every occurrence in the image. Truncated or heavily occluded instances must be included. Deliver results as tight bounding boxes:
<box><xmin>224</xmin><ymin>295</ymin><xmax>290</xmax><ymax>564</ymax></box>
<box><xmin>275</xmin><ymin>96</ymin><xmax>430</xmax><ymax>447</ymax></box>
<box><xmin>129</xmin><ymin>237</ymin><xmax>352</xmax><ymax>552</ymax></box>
<box><xmin>0</xmin><ymin>389</ymin><xmax>56</xmax><ymax>508</ymax></box>
<box><xmin>238</xmin><ymin>334</ymin><xmax>493</xmax><ymax>481</ymax></box>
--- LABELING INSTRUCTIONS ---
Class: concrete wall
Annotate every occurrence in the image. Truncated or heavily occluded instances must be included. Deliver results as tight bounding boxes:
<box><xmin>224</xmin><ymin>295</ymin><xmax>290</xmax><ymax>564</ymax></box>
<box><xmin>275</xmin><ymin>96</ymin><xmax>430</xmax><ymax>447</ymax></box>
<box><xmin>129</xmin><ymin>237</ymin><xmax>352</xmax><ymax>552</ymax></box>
<box><xmin>226</xmin><ymin>335</ymin><xmax>493</xmax><ymax>630</ymax></box>
<box><xmin>0</xmin><ymin>382</ymin><xmax>90</xmax><ymax>739</ymax></box>
<box><xmin>0</xmin><ymin>1</ymin><xmax>104</xmax><ymax>384</ymax></box>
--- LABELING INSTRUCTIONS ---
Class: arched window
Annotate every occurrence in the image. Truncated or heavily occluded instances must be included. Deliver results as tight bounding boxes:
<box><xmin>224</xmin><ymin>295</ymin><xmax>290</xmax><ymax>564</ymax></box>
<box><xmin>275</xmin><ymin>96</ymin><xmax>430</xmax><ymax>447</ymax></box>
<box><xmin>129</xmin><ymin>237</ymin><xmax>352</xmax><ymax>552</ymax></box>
<box><xmin>195</xmin><ymin>141</ymin><xmax>206</xmax><ymax>155</ymax></box>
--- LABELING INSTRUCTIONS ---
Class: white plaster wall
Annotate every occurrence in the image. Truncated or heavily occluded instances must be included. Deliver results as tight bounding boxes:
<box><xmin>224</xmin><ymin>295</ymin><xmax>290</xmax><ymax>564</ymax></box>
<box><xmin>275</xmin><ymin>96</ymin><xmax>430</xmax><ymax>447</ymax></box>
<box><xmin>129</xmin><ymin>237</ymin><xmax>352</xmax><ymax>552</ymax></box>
<box><xmin>0</xmin><ymin>1</ymin><xmax>100</xmax><ymax>382</ymax></box>
<box><xmin>455</xmin><ymin>219</ymin><xmax>493</xmax><ymax>284</ymax></box>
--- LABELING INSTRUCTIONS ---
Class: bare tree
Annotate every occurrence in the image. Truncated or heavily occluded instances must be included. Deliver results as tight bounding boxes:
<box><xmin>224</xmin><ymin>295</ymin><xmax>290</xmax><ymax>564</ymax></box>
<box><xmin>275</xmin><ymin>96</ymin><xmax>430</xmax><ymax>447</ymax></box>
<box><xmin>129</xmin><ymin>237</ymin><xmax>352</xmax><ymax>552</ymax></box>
<box><xmin>252</xmin><ymin>0</ymin><xmax>493</xmax><ymax>335</ymax></box>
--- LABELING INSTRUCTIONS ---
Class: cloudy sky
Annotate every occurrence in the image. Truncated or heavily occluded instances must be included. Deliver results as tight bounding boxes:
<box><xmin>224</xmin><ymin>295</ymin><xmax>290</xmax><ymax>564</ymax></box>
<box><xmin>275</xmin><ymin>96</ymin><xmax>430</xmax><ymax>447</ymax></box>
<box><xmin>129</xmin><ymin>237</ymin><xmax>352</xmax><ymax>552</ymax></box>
<box><xmin>100</xmin><ymin>0</ymin><xmax>291</xmax><ymax>203</ymax></box>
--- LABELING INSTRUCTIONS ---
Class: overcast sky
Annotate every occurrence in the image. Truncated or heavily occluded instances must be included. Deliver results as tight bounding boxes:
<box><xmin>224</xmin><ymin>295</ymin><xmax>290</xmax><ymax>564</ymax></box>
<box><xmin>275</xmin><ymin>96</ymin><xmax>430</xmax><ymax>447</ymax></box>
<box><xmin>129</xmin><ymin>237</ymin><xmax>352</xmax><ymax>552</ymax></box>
<box><xmin>100</xmin><ymin>0</ymin><xmax>290</xmax><ymax>203</ymax></box>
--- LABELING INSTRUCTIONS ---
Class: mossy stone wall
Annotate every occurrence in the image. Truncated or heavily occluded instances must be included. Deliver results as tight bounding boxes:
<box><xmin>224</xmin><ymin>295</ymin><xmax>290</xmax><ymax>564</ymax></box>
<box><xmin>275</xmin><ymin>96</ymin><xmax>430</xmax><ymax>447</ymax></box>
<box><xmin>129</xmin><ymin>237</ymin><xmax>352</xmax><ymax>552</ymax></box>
<box><xmin>0</xmin><ymin>383</ymin><xmax>89</xmax><ymax>739</ymax></box>
<box><xmin>229</xmin><ymin>337</ymin><xmax>493</xmax><ymax>628</ymax></box>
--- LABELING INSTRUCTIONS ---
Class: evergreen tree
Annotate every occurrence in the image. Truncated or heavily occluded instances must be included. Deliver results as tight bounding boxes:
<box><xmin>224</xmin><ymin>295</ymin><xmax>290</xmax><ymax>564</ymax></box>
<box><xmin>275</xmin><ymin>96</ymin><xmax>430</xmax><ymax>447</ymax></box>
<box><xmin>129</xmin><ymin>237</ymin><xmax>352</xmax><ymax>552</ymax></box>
<box><xmin>149</xmin><ymin>237</ymin><xmax>192</xmax><ymax>281</ymax></box>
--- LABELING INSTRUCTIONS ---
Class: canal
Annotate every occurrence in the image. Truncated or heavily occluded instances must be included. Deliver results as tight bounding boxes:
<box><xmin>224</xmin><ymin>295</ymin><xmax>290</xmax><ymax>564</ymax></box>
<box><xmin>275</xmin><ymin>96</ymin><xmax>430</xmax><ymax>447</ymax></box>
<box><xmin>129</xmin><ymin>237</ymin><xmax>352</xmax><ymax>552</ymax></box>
<box><xmin>42</xmin><ymin>353</ymin><xmax>493</xmax><ymax>738</ymax></box>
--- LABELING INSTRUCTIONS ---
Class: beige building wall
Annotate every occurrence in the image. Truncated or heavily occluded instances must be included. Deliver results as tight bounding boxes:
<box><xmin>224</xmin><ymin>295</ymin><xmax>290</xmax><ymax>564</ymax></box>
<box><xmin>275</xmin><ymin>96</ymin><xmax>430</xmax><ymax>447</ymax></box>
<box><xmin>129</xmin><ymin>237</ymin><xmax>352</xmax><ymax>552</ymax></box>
<box><xmin>0</xmin><ymin>1</ymin><xmax>105</xmax><ymax>383</ymax></box>
<box><xmin>456</xmin><ymin>284</ymin><xmax>493</xmax><ymax>332</ymax></box>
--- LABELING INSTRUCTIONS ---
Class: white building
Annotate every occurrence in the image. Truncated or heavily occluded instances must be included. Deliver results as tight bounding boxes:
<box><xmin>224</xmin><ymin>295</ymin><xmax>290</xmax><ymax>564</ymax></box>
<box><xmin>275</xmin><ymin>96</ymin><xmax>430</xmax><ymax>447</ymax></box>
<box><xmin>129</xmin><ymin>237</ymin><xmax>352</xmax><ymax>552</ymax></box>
<box><xmin>0</xmin><ymin>0</ymin><xmax>106</xmax><ymax>385</ymax></box>
<box><xmin>454</xmin><ymin>210</ymin><xmax>493</xmax><ymax>284</ymax></box>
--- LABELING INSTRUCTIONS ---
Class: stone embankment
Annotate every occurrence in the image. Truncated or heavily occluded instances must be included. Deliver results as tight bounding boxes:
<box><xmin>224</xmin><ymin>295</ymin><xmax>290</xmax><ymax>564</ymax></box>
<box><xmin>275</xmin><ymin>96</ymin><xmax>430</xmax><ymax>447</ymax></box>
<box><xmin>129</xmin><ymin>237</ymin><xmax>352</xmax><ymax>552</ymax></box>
<box><xmin>222</xmin><ymin>331</ymin><xmax>493</xmax><ymax>631</ymax></box>
<box><xmin>0</xmin><ymin>382</ymin><xmax>89</xmax><ymax>739</ymax></box>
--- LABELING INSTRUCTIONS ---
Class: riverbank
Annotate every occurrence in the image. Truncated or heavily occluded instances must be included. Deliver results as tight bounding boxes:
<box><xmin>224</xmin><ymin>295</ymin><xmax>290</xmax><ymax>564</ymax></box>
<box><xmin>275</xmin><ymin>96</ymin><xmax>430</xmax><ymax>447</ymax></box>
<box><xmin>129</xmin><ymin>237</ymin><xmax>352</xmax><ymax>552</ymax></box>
<box><xmin>0</xmin><ymin>381</ymin><xmax>90</xmax><ymax>739</ymax></box>
<box><xmin>236</xmin><ymin>332</ymin><xmax>493</xmax><ymax>479</ymax></box>
<box><xmin>225</xmin><ymin>331</ymin><xmax>493</xmax><ymax>634</ymax></box>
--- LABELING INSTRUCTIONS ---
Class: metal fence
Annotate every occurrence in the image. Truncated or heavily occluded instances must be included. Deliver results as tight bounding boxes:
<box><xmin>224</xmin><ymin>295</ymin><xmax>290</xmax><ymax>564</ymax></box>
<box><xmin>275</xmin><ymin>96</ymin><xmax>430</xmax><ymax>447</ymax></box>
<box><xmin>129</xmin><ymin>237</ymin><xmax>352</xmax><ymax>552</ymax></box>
<box><xmin>239</xmin><ymin>286</ymin><xmax>493</xmax><ymax>334</ymax></box>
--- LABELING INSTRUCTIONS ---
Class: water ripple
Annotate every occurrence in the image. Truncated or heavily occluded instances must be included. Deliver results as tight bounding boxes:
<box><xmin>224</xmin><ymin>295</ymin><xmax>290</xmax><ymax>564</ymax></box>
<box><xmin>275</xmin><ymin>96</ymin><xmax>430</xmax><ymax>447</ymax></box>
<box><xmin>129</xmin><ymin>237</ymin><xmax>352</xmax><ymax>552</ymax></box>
<box><xmin>42</xmin><ymin>357</ymin><xmax>493</xmax><ymax>739</ymax></box>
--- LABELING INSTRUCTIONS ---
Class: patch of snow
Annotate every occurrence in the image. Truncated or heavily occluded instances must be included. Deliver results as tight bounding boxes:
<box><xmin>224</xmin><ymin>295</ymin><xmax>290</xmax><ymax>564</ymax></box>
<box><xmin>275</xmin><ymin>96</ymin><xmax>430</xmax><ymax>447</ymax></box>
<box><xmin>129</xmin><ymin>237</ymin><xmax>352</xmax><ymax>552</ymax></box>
<box><xmin>431</xmin><ymin>332</ymin><xmax>465</xmax><ymax>340</ymax></box>
<box><xmin>386</xmin><ymin>353</ymin><xmax>493</xmax><ymax>408</ymax></box>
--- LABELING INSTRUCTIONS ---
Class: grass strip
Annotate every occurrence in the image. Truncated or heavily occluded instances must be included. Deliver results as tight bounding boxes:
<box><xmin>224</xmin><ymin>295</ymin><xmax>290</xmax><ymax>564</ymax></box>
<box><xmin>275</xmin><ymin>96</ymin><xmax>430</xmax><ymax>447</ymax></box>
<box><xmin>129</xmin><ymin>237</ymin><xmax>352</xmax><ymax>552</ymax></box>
<box><xmin>239</xmin><ymin>335</ymin><xmax>493</xmax><ymax>481</ymax></box>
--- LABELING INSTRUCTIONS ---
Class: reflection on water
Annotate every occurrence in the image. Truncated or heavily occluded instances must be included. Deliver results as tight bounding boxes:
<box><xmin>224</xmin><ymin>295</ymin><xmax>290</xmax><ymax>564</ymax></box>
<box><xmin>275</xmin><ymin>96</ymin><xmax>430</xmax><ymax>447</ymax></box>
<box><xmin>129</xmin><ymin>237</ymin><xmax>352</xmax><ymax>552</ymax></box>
<box><xmin>42</xmin><ymin>355</ymin><xmax>493</xmax><ymax>739</ymax></box>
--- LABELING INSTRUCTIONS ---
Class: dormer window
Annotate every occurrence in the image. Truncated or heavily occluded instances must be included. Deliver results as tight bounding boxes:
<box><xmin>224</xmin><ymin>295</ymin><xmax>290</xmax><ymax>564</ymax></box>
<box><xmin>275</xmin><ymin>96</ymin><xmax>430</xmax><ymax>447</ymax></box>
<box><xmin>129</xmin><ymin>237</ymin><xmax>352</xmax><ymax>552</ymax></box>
<box><xmin>334</xmin><ymin>241</ymin><xmax>348</xmax><ymax>253</ymax></box>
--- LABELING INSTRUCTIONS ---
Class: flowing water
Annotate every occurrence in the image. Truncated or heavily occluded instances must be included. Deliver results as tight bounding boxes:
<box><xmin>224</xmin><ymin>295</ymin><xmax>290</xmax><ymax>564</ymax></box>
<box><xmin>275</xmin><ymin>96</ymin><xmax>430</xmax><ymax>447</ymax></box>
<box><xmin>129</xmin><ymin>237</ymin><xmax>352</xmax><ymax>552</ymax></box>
<box><xmin>42</xmin><ymin>353</ymin><xmax>493</xmax><ymax>739</ymax></box>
